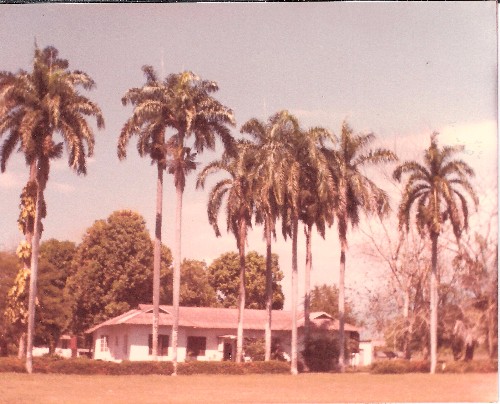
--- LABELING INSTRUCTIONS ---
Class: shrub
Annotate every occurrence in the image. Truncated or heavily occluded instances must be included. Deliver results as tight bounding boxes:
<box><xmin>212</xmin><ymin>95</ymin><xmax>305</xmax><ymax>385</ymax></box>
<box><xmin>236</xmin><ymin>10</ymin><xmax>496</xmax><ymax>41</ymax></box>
<box><xmin>243</xmin><ymin>360</ymin><xmax>289</xmax><ymax>374</ymax></box>
<box><xmin>302</xmin><ymin>337</ymin><xmax>339</xmax><ymax>372</ymax></box>
<box><xmin>0</xmin><ymin>357</ymin><xmax>25</xmax><ymax>373</ymax></box>
<box><xmin>440</xmin><ymin>360</ymin><xmax>498</xmax><ymax>374</ymax></box>
<box><xmin>370</xmin><ymin>360</ymin><xmax>430</xmax><ymax>374</ymax></box>
<box><xmin>178</xmin><ymin>361</ymin><xmax>245</xmax><ymax>375</ymax></box>
<box><xmin>243</xmin><ymin>338</ymin><xmax>265</xmax><ymax>361</ymax></box>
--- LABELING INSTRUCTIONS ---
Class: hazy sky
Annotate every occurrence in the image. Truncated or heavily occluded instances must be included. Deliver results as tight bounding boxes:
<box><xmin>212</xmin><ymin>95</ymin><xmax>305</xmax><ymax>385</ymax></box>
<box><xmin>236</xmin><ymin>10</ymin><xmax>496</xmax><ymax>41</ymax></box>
<box><xmin>0</xmin><ymin>3</ymin><xmax>497</xmax><ymax>312</ymax></box>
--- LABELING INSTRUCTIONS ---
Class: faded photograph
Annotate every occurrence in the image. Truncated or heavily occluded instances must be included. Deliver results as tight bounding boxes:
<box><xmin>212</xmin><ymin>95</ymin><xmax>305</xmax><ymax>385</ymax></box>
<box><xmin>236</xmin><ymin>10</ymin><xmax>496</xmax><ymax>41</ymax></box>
<box><xmin>0</xmin><ymin>2</ymin><xmax>497</xmax><ymax>403</ymax></box>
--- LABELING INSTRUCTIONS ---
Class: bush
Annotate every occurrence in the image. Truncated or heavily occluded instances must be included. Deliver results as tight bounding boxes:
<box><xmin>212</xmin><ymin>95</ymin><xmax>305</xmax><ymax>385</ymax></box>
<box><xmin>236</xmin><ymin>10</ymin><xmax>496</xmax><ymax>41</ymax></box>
<box><xmin>440</xmin><ymin>360</ymin><xmax>498</xmax><ymax>373</ymax></box>
<box><xmin>0</xmin><ymin>357</ymin><xmax>25</xmax><ymax>373</ymax></box>
<box><xmin>370</xmin><ymin>360</ymin><xmax>430</xmax><ymax>374</ymax></box>
<box><xmin>178</xmin><ymin>361</ymin><xmax>245</xmax><ymax>375</ymax></box>
<box><xmin>243</xmin><ymin>338</ymin><xmax>265</xmax><ymax>361</ymax></box>
<box><xmin>243</xmin><ymin>360</ymin><xmax>289</xmax><ymax>374</ymax></box>
<box><xmin>177</xmin><ymin>360</ymin><xmax>289</xmax><ymax>375</ymax></box>
<box><xmin>115</xmin><ymin>361</ymin><xmax>173</xmax><ymax>375</ymax></box>
<box><xmin>302</xmin><ymin>337</ymin><xmax>339</xmax><ymax>372</ymax></box>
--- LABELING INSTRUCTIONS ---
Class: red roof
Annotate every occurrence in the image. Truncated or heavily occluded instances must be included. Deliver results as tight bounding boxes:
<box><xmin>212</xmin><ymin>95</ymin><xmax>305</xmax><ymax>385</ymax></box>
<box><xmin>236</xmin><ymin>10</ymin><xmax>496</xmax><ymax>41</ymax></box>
<box><xmin>85</xmin><ymin>304</ymin><xmax>359</xmax><ymax>334</ymax></box>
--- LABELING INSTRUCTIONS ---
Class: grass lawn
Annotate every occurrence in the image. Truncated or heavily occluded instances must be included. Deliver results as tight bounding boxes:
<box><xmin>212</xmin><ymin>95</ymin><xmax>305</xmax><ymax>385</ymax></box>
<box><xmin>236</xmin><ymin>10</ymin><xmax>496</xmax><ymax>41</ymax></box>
<box><xmin>0</xmin><ymin>372</ymin><xmax>497</xmax><ymax>403</ymax></box>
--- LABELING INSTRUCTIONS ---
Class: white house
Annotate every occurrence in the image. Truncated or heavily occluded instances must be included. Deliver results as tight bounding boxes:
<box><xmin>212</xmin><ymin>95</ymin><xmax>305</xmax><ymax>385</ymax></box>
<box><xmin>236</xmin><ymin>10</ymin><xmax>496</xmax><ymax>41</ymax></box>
<box><xmin>85</xmin><ymin>304</ymin><xmax>359</xmax><ymax>363</ymax></box>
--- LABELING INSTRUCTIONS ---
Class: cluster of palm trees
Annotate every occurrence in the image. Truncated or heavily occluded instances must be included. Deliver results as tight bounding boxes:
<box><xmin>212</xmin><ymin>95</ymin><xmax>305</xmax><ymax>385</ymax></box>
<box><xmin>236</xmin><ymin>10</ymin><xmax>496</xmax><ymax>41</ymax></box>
<box><xmin>0</xmin><ymin>46</ymin><xmax>478</xmax><ymax>376</ymax></box>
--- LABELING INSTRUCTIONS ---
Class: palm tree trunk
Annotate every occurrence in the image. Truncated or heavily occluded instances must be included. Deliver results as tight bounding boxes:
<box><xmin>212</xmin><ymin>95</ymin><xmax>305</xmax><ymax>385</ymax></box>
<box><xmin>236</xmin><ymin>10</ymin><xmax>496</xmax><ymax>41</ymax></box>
<box><xmin>338</xmin><ymin>238</ymin><xmax>346</xmax><ymax>373</ymax></box>
<box><xmin>26</xmin><ymin>161</ymin><xmax>45</xmax><ymax>374</ymax></box>
<box><xmin>304</xmin><ymin>224</ymin><xmax>312</xmax><ymax>345</ymax></box>
<box><xmin>264</xmin><ymin>217</ymin><xmax>273</xmax><ymax>361</ymax></box>
<box><xmin>152</xmin><ymin>164</ymin><xmax>163</xmax><ymax>360</ymax></box>
<box><xmin>236</xmin><ymin>217</ymin><xmax>246</xmax><ymax>364</ymax></box>
<box><xmin>290</xmin><ymin>216</ymin><xmax>299</xmax><ymax>375</ymax></box>
<box><xmin>171</xmin><ymin>183</ymin><xmax>183</xmax><ymax>375</ymax></box>
<box><xmin>430</xmin><ymin>234</ymin><xmax>438</xmax><ymax>374</ymax></box>
<box><xmin>19</xmin><ymin>163</ymin><xmax>36</xmax><ymax>362</ymax></box>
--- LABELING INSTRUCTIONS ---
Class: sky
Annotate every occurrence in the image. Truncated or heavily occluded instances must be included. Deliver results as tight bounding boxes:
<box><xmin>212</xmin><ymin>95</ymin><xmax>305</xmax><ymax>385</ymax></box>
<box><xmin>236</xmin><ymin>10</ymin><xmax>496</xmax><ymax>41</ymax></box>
<box><xmin>0</xmin><ymin>3</ymin><xmax>497</xmax><ymax>316</ymax></box>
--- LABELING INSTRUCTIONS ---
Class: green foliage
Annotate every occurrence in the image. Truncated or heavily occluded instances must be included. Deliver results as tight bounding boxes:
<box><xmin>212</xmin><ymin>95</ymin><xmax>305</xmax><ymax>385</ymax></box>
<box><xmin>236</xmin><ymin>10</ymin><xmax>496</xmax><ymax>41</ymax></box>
<box><xmin>66</xmin><ymin>210</ymin><xmax>172</xmax><ymax>334</ymax></box>
<box><xmin>0</xmin><ymin>251</ymin><xmax>20</xmax><ymax>345</ymax></box>
<box><xmin>33</xmin><ymin>240</ymin><xmax>76</xmax><ymax>349</ymax></box>
<box><xmin>176</xmin><ymin>259</ymin><xmax>217</xmax><ymax>307</ymax></box>
<box><xmin>370</xmin><ymin>360</ymin><xmax>430</xmax><ymax>374</ymax></box>
<box><xmin>243</xmin><ymin>338</ymin><xmax>288</xmax><ymax>362</ymax></box>
<box><xmin>208</xmin><ymin>251</ymin><xmax>284</xmax><ymax>309</ymax></box>
<box><xmin>302</xmin><ymin>337</ymin><xmax>339</xmax><ymax>372</ymax></box>
<box><xmin>310</xmin><ymin>284</ymin><xmax>358</xmax><ymax>324</ymax></box>
<box><xmin>177</xmin><ymin>360</ymin><xmax>289</xmax><ymax>375</ymax></box>
<box><xmin>440</xmin><ymin>359</ymin><xmax>497</xmax><ymax>373</ymax></box>
<box><xmin>0</xmin><ymin>357</ymin><xmax>290</xmax><ymax>375</ymax></box>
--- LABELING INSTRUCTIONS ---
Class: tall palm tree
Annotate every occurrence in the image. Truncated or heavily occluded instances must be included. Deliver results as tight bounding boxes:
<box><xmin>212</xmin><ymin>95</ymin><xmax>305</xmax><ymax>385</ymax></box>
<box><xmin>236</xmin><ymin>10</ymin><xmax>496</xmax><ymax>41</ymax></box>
<box><xmin>324</xmin><ymin>122</ymin><xmax>396</xmax><ymax>372</ymax></box>
<box><xmin>393</xmin><ymin>133</ymin><xmax>478</xmax><ymax>373</ymax></box>
<box><xmin>271</xmin><ymin>112</ymin><xmax>333</xmax><ymax>374</ymax></box>
<box><xmin>0</xmin><ymin>46</ymin><xmax>104</xmax><ymax>373</ymax></box>
<box><xmin>240</xmin><ymin>116</ymin><xmax>277</xmax><ymax>361</ymax></box>
<box><xmin>240</xmin><ymin>113</ymin><xmax>324</xmax><ymax>361</ymax></box>
<box><xmin>197</xmin><ymin>141</ymin><xmax>255</xmax><ymax>363</ymax></box>
<box><xmin>118</xmin><ymin>65</ymin><xmax>170</xmax><ymax>360</ymax></box>
<box><xmin>298</xmin><ymin>127</ymin><xmax>335</xmax><ymax>345</ymax></box>
<box><xmin>164</xmin><ymin>71</ymin><xmax>235</xmax><ymax>374</ymax></box>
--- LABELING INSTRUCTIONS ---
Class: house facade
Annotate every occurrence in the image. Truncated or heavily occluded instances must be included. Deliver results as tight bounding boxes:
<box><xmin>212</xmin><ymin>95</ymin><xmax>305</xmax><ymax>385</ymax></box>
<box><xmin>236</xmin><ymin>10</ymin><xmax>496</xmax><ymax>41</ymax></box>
<box><xmin>86</xmin><ymin>304</ymin><xmax>359</xmax><ymax>363</ymax></box>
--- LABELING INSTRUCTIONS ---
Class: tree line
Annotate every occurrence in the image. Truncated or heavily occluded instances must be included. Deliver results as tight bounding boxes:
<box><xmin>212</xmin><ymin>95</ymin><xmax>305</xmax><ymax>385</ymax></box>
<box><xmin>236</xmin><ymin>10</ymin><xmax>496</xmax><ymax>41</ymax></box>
<box><xmin>0</xmin><ymin>45</ymin><xmax>491</xmax><ymax>375</ymax></box>
<box><xmin>0</xmin><ymin>209</ymin><xmax>287</xmax><ymax>355</ymax></box>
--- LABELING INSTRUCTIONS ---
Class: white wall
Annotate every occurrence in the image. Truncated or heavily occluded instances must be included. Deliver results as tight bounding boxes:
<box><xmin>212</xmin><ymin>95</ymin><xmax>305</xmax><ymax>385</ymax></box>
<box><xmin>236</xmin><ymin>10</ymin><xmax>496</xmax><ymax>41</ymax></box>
<box><xmin>92</xmin><ymin>325</ymin><xmax>293</xmax><ymax>362</ymax></box>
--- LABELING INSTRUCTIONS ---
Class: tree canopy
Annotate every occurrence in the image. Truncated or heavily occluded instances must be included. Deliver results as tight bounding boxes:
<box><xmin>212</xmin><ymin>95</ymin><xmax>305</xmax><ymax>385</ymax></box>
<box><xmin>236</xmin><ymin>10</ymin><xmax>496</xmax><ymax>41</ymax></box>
<box><xmin>208</xmin><ymin>251</ymin><xmax>284</xmax><ymax>310</ymax></box>
<box><xmin>65</xmin><ymin>210</ymin><xmax>172</xmax><ymax>334</ymax></box>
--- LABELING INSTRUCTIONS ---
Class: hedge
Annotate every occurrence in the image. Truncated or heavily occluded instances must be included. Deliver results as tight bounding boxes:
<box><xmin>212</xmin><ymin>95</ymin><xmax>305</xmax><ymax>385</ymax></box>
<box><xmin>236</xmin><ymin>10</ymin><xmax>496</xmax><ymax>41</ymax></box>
<box><xmin>370</xmin><ymin>359</ymin><xmax>498</xmax><ymax>374</ymax></box>
<box><xmin>0</xmin><ymin>357</ymin><xmax>288</xmax><ymax>375</ymax></box>
<box><xmin>370</xmin><ymin>360</ymin><xmax>430</xmax><ymax>374</ymax></box>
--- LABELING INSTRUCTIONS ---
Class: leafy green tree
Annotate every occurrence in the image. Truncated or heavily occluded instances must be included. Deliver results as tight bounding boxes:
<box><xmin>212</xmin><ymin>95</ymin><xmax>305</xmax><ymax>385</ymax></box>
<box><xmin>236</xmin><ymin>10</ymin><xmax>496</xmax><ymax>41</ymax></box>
<box><xmin>0</xmin><ymin>46</ymin><xmax>104</xmax><ymax>373</ymax></box>
<box><xmin>310</xmin><ymin>284</ymin><xmax>357</xmax><ymax>325</ymax></box>
<box><xmin>34</xmin><ymin>240</ymin><xmax>76</xmax><ymax>352</ymax></box>
<box><xmin>208</xmin><ymin>251</ymin><xmax>284</xmax><ymax>310</ymax></box>
<box><xmin>324</xmin><ymin>122</ymin><xmax>397</xmax><ymax>371</ymax></box>
<box><xmin>161</xmin><ymin>259</ymin><xmax>217</xmax><ymax>307</ymax></box>
<box><xmin>198</xmin><ymin>141</ymin><xmax>256</xmax><ymax>363</ymax></box>
<box><xmin>0</xmin><ymin>250</ymin><xmax>19</xmax><ymax>356</ymax></box>
<box><xmin>66</xmin><ymin>211</ymin><xmax>172</xmax><ymax>334</ymax></box>
<box><xmin>393</xmin><ymin>133</ymin><xmax>478</xmax><ymax>373</ymax></box>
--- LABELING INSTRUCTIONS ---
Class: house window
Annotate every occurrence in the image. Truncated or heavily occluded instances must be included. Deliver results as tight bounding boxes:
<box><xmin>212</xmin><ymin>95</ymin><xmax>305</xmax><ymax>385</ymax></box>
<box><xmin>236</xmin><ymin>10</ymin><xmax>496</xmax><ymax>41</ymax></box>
<box><xmin>148</xmin><ymin>334</ymin><xmax>169</xmax><ymax>356</ymax></box>
<box><xmin>99</xmin><ymin>335</ymin><xmax>109</xmax><ymax>352</ymax></box>
<box><xmin>187</xmin><ymin>336</ymin><xmax>206</xmax><ymax>357</ymax></box>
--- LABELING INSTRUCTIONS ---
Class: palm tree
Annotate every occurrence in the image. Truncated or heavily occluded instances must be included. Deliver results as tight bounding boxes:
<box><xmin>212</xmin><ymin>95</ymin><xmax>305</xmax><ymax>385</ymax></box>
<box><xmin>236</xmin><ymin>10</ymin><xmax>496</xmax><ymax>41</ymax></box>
<box><xmin>393</xmin><ymin>133</ymin><xmax>478</xmax><ymax>373</ymax></box>
<box><xmin>298</xmin><ymin>127</ymin><xmax>335</xmax><ymax>345</ymax></box>
<box><xmin>0</xmin><ymin>46</ymin><xmax>104</xmax><ymax>373</ymax></box>
<box><xmin>262</xmin><ymin>111</ymin><xmax>333</xmax><ymax>374</ymax></box>
<box><xmin>197</xmin><ymin>141</ymin><xmax>256</xmax><ymax>363</ymax></box>
<box><xmin>240</xmin><ymin>113</ymin><xmax>323</xmax><ymax>361</ymax></box>
<box><xmin>118</xmin><ymin>65</ymin><xmax>170</xmax><ymax>360</ymax></box>
<box><xmin>324</xmin><ymin>122</ymin><xmax>397</xmax><ymax>372</ymax></box>
<box><xmin>164</xmin><ymin>71</ymin><xmax>235</xmax><ymax>374</ymax></box>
